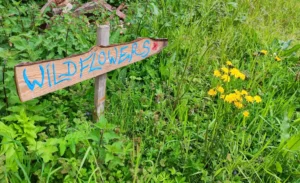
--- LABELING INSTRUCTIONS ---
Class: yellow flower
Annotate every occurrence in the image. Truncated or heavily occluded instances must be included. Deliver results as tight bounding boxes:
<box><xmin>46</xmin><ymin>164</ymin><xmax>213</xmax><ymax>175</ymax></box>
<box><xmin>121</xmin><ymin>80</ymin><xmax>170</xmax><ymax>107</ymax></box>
<box><xmin>208</xmin><ymin>89</ymin><xmax>217</xmax><ymax>96</ymax></box>
<box><xmin>224</xmin><ymin>93</ymin><xmax>236</xmax><ymax>103</ymax></box>
<box><xmin>237</xmin><ymin>72</ymin><xmax>246</xmax><ymax>80</ymax></box>
<box><xmin>234</xmin><ymin>90</ymin><xmax>243</xmax><ymax>101</ymax></box>
<box><xmin>230</xmin><ymin>68</ymin><xmax>240</xmax><ymax>75</ymax></box>
<box><xmin>221</xmin><ymin>67</ymin><xmax>229</xmax><ymax>74</ymax></box>
<box><xmin>243</xmin><ymin>111</ymin><xmax>249</xmax><ymax>117</ymax></box>
<box><xmin>236</xmin><ymin>94</ymin><xmax>243</xmax><ymax>102</ymax></box>
<box><xmin>226</xmin><ymin>61</ymin><xmax>233</xmax><ymax>66</ymax></box>
<box><xmin>260</xmin><ymin>50</ymin><xmax>268</xmax><ymax>55</ymax></box>
<box><xmin>220</xmin><ymin>95</ymin><xmax>225</xmax><ymax>99</ymax></box>
<box><xmin>241</xmin><ymin>90</ymin><xmax>248</xmax><ymax>95</ymax></box>
<box><xmin>217</xmin><ymin>86</ymin><xmax>225</xmax><ymax>94</ymax></box>
<box><xmin>254</xmin><ymin>95</ymin><xmax>262</xmax><ymax>103</ymax></box>
<box><xmin>214</xmin><ymin>70</ymin><xmax>221</xmax><ymax>77</ymax></box>
<box><xmin>275</xmin><ymin>56</ymin><xmax>281</xmax><ymax>61</ymax></box>
<box><xmin>245</xmin><ymin>96</ymin><xmax>254</xmax><ymax>103</ymax></box>
<box><xmin>224</xmin><ymin>95</ymin><xmax>233</xmax><ymax>103</ymax></box>
<box><xmin>230</xmin><ymin>68</ymin><xmax>245</xmax><ymax>80</ymax></box>
<box><xmin>234</xmin><ymin>101</ymin><xmax>244</xmax><ymax>109</ymax></box>
<box><xmin>221</xmin><ymin>74</ymin><xmax>230</xmax><ymax>82</ymax></box>
<box><xmin>234</xmin><ymin>90</ymin><xmax>241</xmax><ymax>95</ymax></box>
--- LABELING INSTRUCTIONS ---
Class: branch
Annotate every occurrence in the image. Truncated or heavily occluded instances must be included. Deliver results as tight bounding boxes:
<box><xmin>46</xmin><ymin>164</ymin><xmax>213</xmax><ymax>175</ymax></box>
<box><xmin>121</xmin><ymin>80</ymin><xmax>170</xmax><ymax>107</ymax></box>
<box><xmin>57</xmin><ymin>0</ymin><xmax>127</xmax><ymax>19</ymax></box>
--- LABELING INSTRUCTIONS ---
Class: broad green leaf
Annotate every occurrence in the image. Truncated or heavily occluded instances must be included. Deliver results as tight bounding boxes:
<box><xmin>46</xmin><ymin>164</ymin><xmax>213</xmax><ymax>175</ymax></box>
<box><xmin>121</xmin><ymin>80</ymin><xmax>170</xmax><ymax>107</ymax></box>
<box><xmin>31</xmin><ymin>115</ymin><xmax>47</xmax><ymax>121</ymax></box>
<box><xmin>33</xmin><ymin>36</ymin><xmax>43</xmax><ymax>48</ymax></box>
<box><xmin>46</xmin><ymin>138</ymin><xmax>60</xmax><ymax>146</ymax></box>
<box><xmin>292</xmin><ymin>118</ymin><xmax>300</xmax><ymax>126</ymax></box>
<box><xmin>35</xmin><ymin>126</ymin><xmax>46</xmax><ymax>133</ymax></box>
<box><xmin>105</xmin><ymin>141</ymin><xmax>123</xmax><ymax>154</ymax></box>
<box><xmin>283</xmin><ymin>133</ymin><xmax>300</xmax><ymax>156</ymax></box>
<box><xmin>275</xmin><ymin>161</ymin><xmax>283</xmax><ymax>173</ymax></box>
<box><xmin>87</xmin><ymin>130</ymin><xmax>100</xmax><ymax>142</ymax></box>
<box><xmin>7</xmin><ymin>106</ymin><xmax>25</xmax><ymax>112</ymax></box>
<box><xmin>95</xmin><ymin>117</ymin><xmax>108</xmax><ymax>129</ymax></box>
<box><xmin>103</xmin><ymin>131</ymin><xmax>119</xmax><ymax>143</ymax></box>
<box><xmin>0</xmin><ymin>49</ymin><xmax>17</xmax><ymax>60</ymax></box>
<box><xmin>95</xmin><ymin>117</ymin><xmax>116</xmax><ymax>130</ymax></box>
<box><xmin>282</xmin><ymin>44</ymin><xmax>300</xmax><ymax>56</ymax></box>
<box><xmin>150</xmin><ymin>3</ymin><xmax>159</xmax><ymax>16</ymax></box>
<box><xmin>0</xmin><ymin>122</ymin><xmax>16</xmax><ymax>138</ymax></box>
<box><xmin>2</xmin><ymin>114</ymin><xmax>18</xmax><ymax>121</ymax></box>
<box><xmin>25</xmin><ymin>99</ymin><xmax>39</xmax><ymax>106</ymax></box>
<box><xmin>214</xmin><ymin>168</ymin><xmax>225</xmax><ymax>177</ymax></box>
<box><xmin>31</xmin><ymin>141</ymin><xmax>58</xmax><ymax>163</ymax></box>
<box><xmin>108</xmin><ymin>156</ymin><xmax>123</xmax><ymax>169</ymax></box>
<box><xmin>69</xmin><ymin>140</ymin><xmax>76</xmax><ymax>154</ymax></box>
<box><xmin>9</xmin><ymin>95</ymin><xmax>21</xmax><ymax>105</ymax></box>
<box><xmin>105</xmin><ymin>153</ymin><xmax>114</xmax><ymax>164</ymax></box>
<box><xmin>59</xmin><ymin>140</ymin><xmax>67</xmax><ymax>156</ymax></box>
<box><xmin>110</xmin><ymin>29</ymin><xmax>121</xmax><ymax>44</ymax></box>
<box><xmin>40</xmin><ymin>145</ymin><xmax>58</xmax><ymax>163</ymax></box>
<box><xmin>9</xmin><ymin>36</ymin><xmax>28</xmax><ymax>51</ymax></box>
<box><xmin>3</xmin><ymin>142</ymin><xmax>18</xmax><ymax>172</ymax></box>
<box><xmin>12</xmin><ymin>124</ymin><xmax>22</xmax><ymax>134</ymax></box>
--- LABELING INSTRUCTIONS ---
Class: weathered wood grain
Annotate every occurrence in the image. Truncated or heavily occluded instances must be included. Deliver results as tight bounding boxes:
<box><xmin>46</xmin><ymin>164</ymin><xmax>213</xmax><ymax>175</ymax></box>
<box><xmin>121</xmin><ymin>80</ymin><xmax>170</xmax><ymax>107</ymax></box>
<box><xmin>94</xmin><ymin>25</ymin><xmax>109</xmax><ymax>120</ymax></box>
<box><xmin>14</xmin><ymin>38</ymin><xmax>168</xmax><ymax>102</ymax></box>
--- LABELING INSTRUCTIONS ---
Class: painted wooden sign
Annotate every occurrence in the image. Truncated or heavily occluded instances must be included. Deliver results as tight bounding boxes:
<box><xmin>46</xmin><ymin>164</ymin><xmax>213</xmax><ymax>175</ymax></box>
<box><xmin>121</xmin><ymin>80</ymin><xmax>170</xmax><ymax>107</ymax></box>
<box><xmin>15</xmin><ymin>38</ymin><xmax>168</xmax><ymax>102</ymax></box>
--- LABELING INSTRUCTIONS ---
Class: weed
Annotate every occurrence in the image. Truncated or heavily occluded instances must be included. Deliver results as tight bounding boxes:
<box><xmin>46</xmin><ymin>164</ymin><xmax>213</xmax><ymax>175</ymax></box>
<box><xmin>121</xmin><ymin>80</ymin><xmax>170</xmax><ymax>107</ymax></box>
<box><xmin>0</xmin><ymin>0</ymin><xmax>300</xmax><ymax>182</ymax></box>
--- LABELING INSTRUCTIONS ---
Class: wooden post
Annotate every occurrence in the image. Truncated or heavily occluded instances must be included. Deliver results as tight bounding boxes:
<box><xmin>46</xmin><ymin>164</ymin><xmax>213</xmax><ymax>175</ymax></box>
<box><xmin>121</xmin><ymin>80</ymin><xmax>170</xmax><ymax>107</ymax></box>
<box><xmin>94</xmin><ymin>25</ymin><xmax>110</xmax><ymax>121</ymax></box>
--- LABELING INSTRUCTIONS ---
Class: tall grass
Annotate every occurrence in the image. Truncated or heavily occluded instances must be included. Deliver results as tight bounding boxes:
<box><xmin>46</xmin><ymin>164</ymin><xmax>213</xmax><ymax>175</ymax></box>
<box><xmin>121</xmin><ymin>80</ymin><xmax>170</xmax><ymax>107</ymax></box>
<box><xmin>105</xmin><ymin>0</ymin><xmax>300</xmax><ymax>182</ymax></box>
<box><xmin>0</xmin><ymin>0</ymin><xmax>299</xmax><ymax>182</ymax></box>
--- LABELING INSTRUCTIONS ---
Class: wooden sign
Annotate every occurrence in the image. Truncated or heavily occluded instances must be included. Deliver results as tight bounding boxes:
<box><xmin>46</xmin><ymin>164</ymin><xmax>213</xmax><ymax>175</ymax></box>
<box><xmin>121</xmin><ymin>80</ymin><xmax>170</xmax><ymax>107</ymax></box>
<box><xmin>14</xmin><ymin>38</ymin><xmax>168</xmax><ymax>102</ymax></box>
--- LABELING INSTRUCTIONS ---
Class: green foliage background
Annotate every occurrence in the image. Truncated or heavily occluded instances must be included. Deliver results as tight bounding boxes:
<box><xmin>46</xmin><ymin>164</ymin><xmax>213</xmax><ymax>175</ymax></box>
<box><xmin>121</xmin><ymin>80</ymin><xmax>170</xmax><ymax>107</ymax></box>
<box><xmin>0</xmin><ymin>0</ymin><xmax>300</xmax><ymax>182</ymax></box>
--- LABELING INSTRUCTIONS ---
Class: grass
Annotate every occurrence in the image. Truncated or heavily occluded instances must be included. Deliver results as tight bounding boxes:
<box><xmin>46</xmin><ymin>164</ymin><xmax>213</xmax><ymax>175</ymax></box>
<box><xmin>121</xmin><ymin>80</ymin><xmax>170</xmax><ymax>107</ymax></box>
<box><xmin>104</xmin><ymin>0</ymin><xmax>300</xmax><ymax>182</ymax></box>
<box><xmin>0</xmin><ymin>0</ymin><xmax>299</xmax><ymax>182</ymax></box>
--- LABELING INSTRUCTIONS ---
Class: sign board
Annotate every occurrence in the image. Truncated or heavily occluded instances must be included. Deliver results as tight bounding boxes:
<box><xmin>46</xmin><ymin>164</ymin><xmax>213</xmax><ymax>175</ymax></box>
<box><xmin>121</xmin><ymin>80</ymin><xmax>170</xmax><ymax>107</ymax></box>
<box><xmin>14</xmin><ymin>38</ymin><xmax>168</xmax><ymax>102</ymax></box>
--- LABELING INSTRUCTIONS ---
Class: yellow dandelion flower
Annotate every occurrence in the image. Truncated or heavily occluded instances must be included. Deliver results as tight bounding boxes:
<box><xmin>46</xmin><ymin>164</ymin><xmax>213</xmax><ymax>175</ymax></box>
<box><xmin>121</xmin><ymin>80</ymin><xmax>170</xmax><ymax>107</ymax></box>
<box><xmin>241</xmin><ymin>90</ymin><xmax>248</xmax><ymax>95</ymax></box>
<box><xmin>226</xmin><ymin>61</ymin><xmax>233</xmax><ymax>66</ymax></box>
<box><xmin>237</xmin><ymin>72</ymin><xmax>246</xmax><ymax>80</ymax></box>
<box><xmin>230</xmin><ymin>68</ymin><xmax>240</xmax><ymax>75</ymax></box>
<box><xmin>235</xmin><ymin>94</ymin><xmax>243</xmax><ymax>102</ymax></box>
<box><xmin>254</xmin><ymin>95</ymin><xmax>262</xmax><ymax>103</ymax></box>
<box><xmin>234</xmin><ymin>90</ymin><xmax>241</xmax><ymax>95</ymax></box>
<box><xmin>275</xmin><ymin>56</ymin><xmax>281</xmax><ymax>61</ymax></box>
<box><xmin>221</xmin><ymin>67</ymin><xmax>229</xmax><ymax>74</ymax></box>
<box><xmin>234</xmin><ymin>101</ymin><xmax>244</xmax><ymax>109</ymax></box>
<box><xmin>245</xmin><ymin>95</ymin><xmax>254</xmax><ymax>103</ymax></box>
<box><xmin>224</xmin><ymin>94</ymin><xmax>235</xmax><ymax>103</ymax></box>
<box><xmin>230</xmin><ymin>68</ymin><xmax>245</xmax><ymax>80</ymax></box>
<box><xmin>221</xmin><ymin>74</ymin><xmax>231</xmax><ymax>82</ymax></box>
<box><xmin>208</xmin><ymin>89</ymin><xmax>217</xmax><ymax>96</ymax></box>
<box><xmin>220</xmin><ymin>95</ymin><xmax>225</xmax><ymax>99</ymax></box>
<box><xmin>243</xmin><ymin>111</ymin><xmax>249</xmax><ymax>117</ymax></box>
<box><xmin>214</xmin><ymin>70</ymin><xmax>221</xmax><ymax>77</ymax></box>
<box><xmin>260</xmin><ymin>50</ymin><xmax>268</xmax><ymax>55</ymax></box>
<box><xmin>224</xmin><ymin>93</ymin><xmax>239</xmax><ymax>103</ymax></box>
<box><xmin>217</xmin><ymin>86</ymin><xmax>225</xmax><ymax>94</ymax></box>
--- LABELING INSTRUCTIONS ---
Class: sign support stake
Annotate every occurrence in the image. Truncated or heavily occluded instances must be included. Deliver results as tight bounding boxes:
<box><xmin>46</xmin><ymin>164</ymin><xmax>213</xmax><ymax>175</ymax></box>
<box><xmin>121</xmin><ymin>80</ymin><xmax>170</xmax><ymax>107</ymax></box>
<box><xmin>94</xmin><ymin>25</ymin><xmax>110</xmax><ymax>121</ymax></box>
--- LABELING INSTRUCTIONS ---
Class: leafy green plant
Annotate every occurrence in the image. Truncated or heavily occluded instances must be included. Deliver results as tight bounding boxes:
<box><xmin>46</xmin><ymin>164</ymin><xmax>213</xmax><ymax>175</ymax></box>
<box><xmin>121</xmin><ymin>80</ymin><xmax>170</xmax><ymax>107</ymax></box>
<box><xmin>0</xmin><ymin>0</ymin><xmax>299</xmax><ymax>182</ymax></box>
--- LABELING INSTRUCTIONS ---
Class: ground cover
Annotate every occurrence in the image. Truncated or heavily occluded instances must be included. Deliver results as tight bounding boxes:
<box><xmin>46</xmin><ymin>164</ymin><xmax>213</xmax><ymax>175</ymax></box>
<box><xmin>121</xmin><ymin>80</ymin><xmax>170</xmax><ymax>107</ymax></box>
<box><xmin>0</xmin><ymin>0</ymin><xmax>299</xmax><ymax>182</ymax></box>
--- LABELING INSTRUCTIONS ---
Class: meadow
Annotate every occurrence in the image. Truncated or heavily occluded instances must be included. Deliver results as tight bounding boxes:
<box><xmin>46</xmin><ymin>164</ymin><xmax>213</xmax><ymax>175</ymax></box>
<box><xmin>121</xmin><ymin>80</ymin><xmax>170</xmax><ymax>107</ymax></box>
<box><xmin>0</xmin><ymin>0</ymin><xmax>300</xmax><ymax>182</ymax></box>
